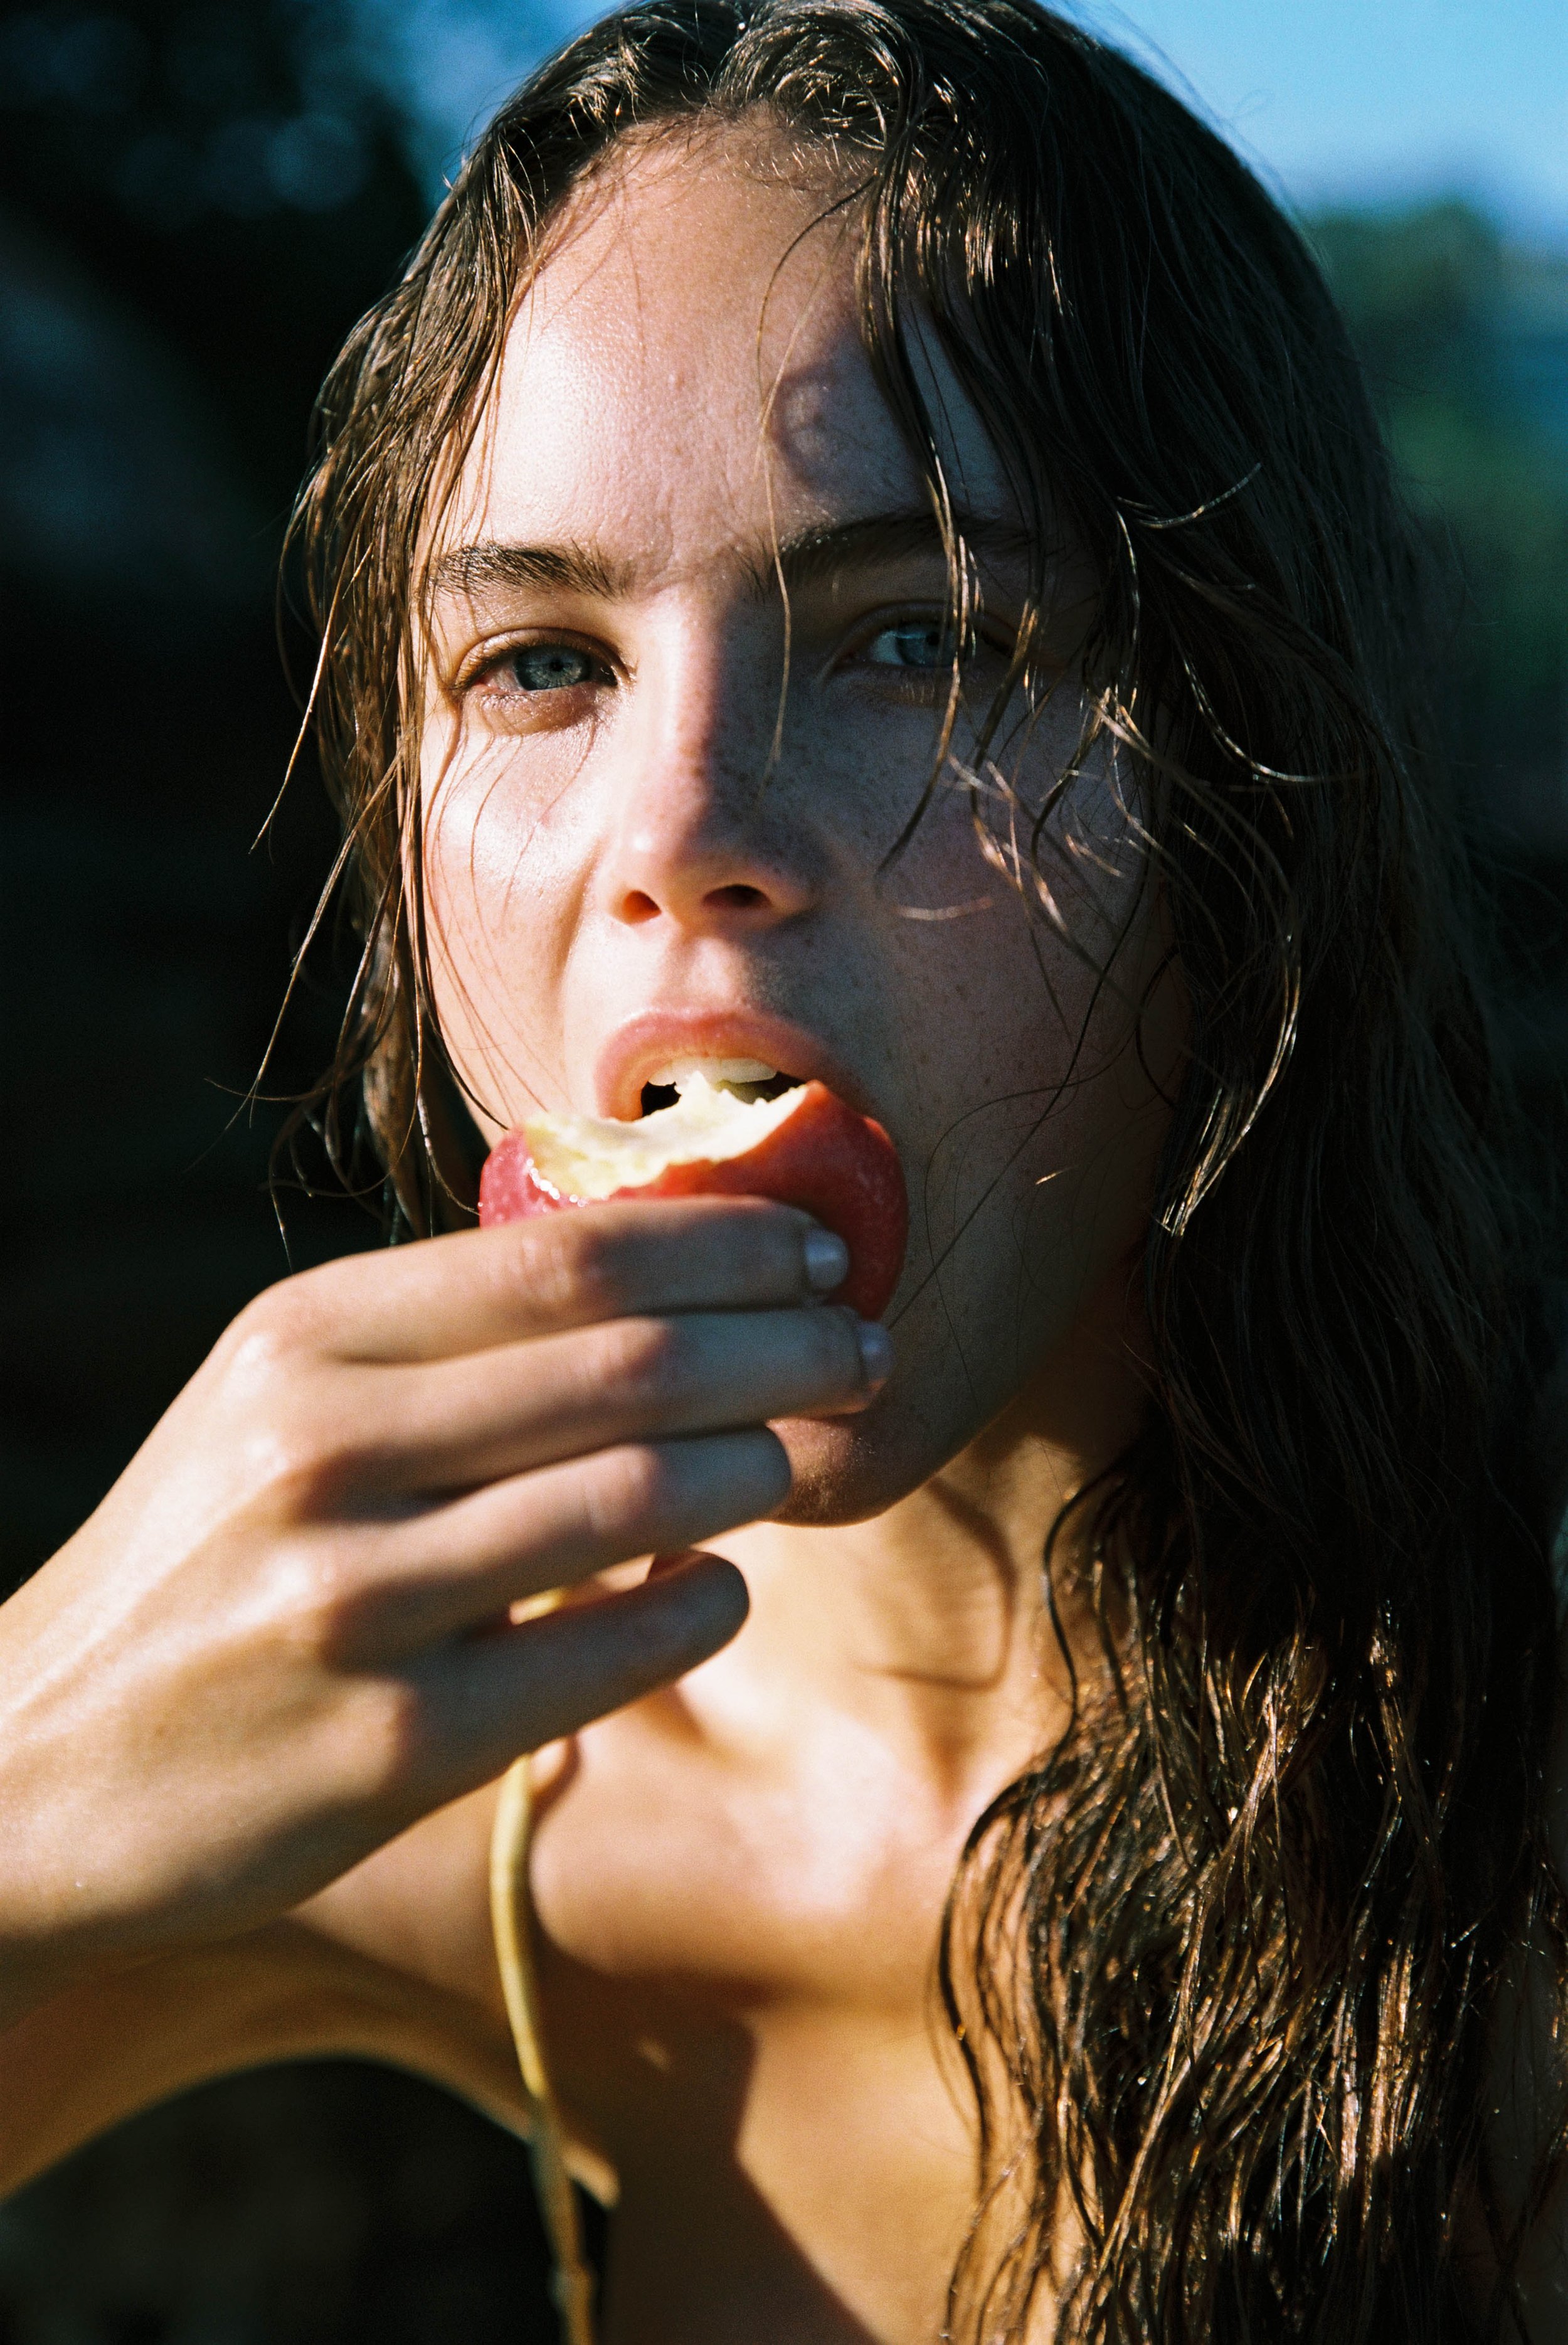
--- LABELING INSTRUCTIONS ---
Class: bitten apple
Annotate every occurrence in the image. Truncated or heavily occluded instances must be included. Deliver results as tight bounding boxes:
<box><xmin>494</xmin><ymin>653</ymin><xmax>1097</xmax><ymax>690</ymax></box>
<box><xmin>479</xmin><ymin>1076</ymin><xmax>908</xmax><ymax>1319</ymax></box>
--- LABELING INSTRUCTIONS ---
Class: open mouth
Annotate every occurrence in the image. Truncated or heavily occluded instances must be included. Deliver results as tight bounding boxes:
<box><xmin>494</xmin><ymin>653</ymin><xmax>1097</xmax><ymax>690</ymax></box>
<box><xmin>527</xmin><ymin>1068</ymin><xmax>815</xmax><ymax>1201</ymax></box>
<box><xmin>638</xmin><ymin>1058</ymin><xmax>800</xmax><ymax>1115</ymax></box>
<box><xmin>480</xmin><ymin>1059</ymin><xmax>909</xmax><ymax>1318</ymax></box>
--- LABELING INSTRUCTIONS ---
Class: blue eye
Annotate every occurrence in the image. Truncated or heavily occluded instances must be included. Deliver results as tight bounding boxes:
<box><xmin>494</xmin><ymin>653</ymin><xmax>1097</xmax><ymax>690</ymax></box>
<box><xmin>864</xmin><ymin>620</ymin><xmax>949</xmax><ymax>670</ymax></box>
<box><xmin>504</xmin><ymin>644</ymin><xmax>601</xmax><ymax>691</ymax></box>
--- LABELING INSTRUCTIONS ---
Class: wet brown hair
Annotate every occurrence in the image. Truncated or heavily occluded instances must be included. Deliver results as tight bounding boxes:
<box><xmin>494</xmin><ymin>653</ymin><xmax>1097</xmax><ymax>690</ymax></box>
<box><xmin>285</xmin><ymin>2</ymin><xmax>1567</xmax><ymax>2334</ymax></box>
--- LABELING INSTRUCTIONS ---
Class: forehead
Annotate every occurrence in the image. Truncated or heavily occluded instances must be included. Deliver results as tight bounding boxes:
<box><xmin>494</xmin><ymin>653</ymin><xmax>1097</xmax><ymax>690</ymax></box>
<box><xmin>437</xmin><ymin>125</ymin><xmax>1010</xmax><ymax>566</ymax></box>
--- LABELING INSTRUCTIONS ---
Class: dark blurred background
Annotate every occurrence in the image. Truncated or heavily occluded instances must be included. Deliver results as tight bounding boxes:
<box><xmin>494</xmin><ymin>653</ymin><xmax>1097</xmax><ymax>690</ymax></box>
<box><xmin>0</xmin><ymin>2</ymin><xmax>586</xmax><ymax>2335</ymax></box>
<box><xmin>1</xmin><ymin>0</ymin><xmax>1565</xmax><ymax>2336</ymax></box>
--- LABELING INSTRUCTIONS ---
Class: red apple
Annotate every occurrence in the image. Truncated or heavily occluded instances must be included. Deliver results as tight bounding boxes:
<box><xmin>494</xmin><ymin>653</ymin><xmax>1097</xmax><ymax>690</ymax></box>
<box><xmin>479</xmin><ymin>1077</ymin><xmax>908</xmax><ymax>1319</ymax></box>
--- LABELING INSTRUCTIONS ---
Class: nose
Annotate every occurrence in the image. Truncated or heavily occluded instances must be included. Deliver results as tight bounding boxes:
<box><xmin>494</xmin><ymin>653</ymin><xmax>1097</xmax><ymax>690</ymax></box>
<box><xmin>599</xmin><ymin>629</ymin><xmax>820</xmax><ymax>933</ymax></box>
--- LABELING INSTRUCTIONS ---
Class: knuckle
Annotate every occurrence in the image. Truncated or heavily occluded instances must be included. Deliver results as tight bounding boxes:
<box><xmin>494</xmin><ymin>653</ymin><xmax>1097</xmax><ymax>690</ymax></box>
<box><xmin>219</xmin><ymin>1360</ymin><xmax>386</xmax><ymax>1519</ymax></box>
<box><xmin>262</xmin><ymin>1537</ymin><xmax>371</xmax><ymax>1665</ymax></box>
<box><xmin>624</xmin><ymin>1566</ymin><xmax>735</xmax><ymax>1672</ymax></box>
<box><xmin>507</xmin><ymin>1213</ymin><xmax>627</xmax><ymax>1324</ymax></box>
<box><xmin>737</xmin><ymin>1427</ymin><xmax>793</xmax><ymax>1507</ymax></box>
<box><xmin>217</xmin><ymin>1312</ymin><xmax>356</xmax><ymax>1489</ymax></box>
<box><xmin>588</xmin><ymin>1314</ymin><xmax>687</xmax><ymax>1407</ymax></box>
<box><xmin>236</xmin><ymin>1390</ymin><xmax>379</xmax><ymax>1523</ymax></box>
<box><xmin>221</xmin><ymin>1277</ymin><xmax>331</xmax><ymax>1383</ymax></box>
<box><xmin>817</xmin><ymin>1306</ymin><xmax>865</xmax><ymax>1381</ymax></box>
<box><xmin>753</xmin><ymin>1211</ymin><xmax>808</xmax><ymax>1287</ymax></box>
<box><xmin>578</xmin><ymin>1444</ymin><xmax>669</xmax><ymax>1541</ymax></box>
<box><xmin>341</xmin><ymin>1674</ymin><xmax>430</xmax><ymax>1799</ymax></box>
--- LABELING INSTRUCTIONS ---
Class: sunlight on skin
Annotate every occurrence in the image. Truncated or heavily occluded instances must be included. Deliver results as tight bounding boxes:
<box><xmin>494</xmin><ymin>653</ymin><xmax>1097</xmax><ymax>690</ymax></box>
<box><xmin>401</xmin><ymin>123</ymin><xmax>1187</xmax><ymax>2337</ymax></box>
<box><xmin>418</xmin><ymin>124</ymin><xmax>1184</xmax><ymax>1535</ymax></box>
<box><xmin>1</xmin><ymin>83</ymin><xmax>1556</xmax><ymax>2345</ymax></box>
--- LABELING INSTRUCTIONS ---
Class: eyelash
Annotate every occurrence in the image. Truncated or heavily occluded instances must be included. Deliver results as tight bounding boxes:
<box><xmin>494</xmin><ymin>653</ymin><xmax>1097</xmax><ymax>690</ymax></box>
<box><xmin>842</xmin><ymin>613</ymin><xmax>1013</xmax><ymax>695</ymax></box>
<box><xmin>467</xmin><ymin>639</ymin><xmax>615</xmax><ymax>702</ymax></box>
<box><xmin>459</xmin><ymin>609</ymin><xmax>1013</xmax><ymax>714</ymax></box>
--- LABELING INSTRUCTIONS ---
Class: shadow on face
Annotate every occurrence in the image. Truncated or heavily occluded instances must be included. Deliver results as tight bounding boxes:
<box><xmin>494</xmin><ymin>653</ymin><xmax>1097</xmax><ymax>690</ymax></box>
<box><xmin>416</xmin><ymin>122</ymin><xmax>1182</xmax><ymax>1523</ymax></box>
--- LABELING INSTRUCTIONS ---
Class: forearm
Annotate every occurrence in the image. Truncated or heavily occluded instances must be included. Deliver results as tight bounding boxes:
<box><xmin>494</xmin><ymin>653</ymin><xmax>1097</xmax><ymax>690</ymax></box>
<box><xmin>0</xmin><ymin>1919</ymin><xmax>529</xmax><ymax>2198</ymax></box>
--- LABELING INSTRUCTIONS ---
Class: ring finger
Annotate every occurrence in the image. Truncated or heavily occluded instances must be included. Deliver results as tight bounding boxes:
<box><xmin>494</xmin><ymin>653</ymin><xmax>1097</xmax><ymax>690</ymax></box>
<box><xmin>346</xmin><ymin>1305</ymin><xmax>887</xmax><ymax>1496</ymax></box>
<box><xmin>324</xmin><ymin>1428</ymin><xmax>790</xmax><ymax>1658</ymax></box>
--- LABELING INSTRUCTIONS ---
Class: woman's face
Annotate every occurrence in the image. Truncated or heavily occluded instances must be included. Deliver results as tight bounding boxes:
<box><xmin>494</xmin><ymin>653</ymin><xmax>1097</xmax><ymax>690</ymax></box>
<box><xmin>421</xmin><ymin>126</ymin><xmax>1179</xmax><ymax>1523</ymax></box>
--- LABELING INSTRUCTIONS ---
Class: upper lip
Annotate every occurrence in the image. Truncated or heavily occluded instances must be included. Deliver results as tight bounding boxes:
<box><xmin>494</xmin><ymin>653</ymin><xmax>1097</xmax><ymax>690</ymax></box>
<box><xmin>596</xmin><ymin>1008</ymin><xmax>871</xmax><ymax>1122</ymax></box>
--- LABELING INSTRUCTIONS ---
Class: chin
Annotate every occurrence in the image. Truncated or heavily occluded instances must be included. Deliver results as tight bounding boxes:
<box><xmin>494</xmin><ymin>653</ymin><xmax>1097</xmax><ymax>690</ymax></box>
<box><xmin>765</xmin><ymin>1391</ymin><xmax>957</xmax><ymax>1526</ymax></box>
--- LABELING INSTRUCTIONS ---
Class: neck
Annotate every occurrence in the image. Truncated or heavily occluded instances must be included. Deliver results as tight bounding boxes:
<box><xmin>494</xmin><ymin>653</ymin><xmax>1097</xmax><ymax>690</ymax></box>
<box><xmin>726</xmin><ymin>1269</ymin><xmax>1148</xmax><ymax>1797</ymax></box>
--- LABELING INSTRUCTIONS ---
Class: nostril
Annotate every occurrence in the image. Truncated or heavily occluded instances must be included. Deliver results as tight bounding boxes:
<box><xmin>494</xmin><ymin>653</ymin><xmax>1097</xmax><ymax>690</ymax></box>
<box><xmin>613</xmin><ymin>878</ymin><xmax>784</xmax><ymax>928</ymax></box>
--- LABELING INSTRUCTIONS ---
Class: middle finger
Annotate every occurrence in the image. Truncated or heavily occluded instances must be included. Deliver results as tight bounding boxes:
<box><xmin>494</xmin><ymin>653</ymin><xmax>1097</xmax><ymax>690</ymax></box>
<box><xmin>339</xmin><ymin>1305</ymin><xmax>891</xmax><ymax>1497</ymax></box>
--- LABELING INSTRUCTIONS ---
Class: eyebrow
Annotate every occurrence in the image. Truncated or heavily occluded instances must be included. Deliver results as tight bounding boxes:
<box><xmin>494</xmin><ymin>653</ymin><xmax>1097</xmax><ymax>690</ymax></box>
<box><xmin>426</xmin><ymin>507</ymin><xmax>1037</xmax><ymax>610</ymax></box>
<box><xmin>426</xmin><ymin>538</ymin><xmax>632</xmax><ymax>602</ymax></box>
<box><xmin>745</xmin><ymin>508</ymin><xmax>1036</xmax><ymax>597</ymax></box>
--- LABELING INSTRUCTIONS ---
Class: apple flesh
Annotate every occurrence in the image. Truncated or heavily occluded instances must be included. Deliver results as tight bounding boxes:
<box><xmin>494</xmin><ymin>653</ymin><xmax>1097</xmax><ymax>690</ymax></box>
<box><xmin>479</xmin><ymin>1076</ymin><xmax>908</xmax><ymax>1319</ymax></box>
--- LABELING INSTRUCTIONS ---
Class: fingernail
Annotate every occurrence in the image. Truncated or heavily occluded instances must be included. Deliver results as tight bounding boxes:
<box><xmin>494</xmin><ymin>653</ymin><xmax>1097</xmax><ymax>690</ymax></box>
<box><xmin>803</xmin><ymin>1227</ymin><xmax>850</xmax><ymax>1293</ymax></box>
<box><xmin>856</xmin><ymin>1320</ymin><xmax>893</xmax><ymax>1385</ymax></box>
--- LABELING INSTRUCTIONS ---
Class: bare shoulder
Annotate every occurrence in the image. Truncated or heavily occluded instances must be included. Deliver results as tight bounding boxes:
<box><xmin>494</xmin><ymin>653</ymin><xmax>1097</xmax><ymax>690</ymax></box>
<box><xmin>0</xmin><ymin>1782</ymin><xmax>527</xmax><ymax>2199</ymax></box>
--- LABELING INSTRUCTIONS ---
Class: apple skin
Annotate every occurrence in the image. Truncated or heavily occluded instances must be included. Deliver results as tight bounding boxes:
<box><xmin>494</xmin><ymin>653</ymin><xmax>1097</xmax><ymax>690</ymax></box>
<box><xmin>479</xmin><ymin>1082</ymin><xmax>908</xmax><ymax>1320</ymax></box>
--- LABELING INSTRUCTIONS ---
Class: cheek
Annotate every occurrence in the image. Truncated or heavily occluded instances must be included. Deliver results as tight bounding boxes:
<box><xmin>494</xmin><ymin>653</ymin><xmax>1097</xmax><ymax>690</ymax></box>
<box><xmin>775</xmin><ymin>1011</ymin><xmax>1170</xmax><ymax>1525</ymax></box>
<box><xmin>904</xmin><ymin>900</ymin><xmax>1164</xmax><ymax>1317</ymax></box>
<box><xmin>876</xmin><ymin>765</ymin><xmax>1135</xmax><ymax>1134</ymax></box>
<box><xmin>891</xmin><ymin>724</ymin><xmax>1164</xmax><ymax>1145</ymax></box>
<box><xmin>783</xmin><ymin>817</ymin><xmax>1174</xmax><ymax>1521</ymax></box>
<box><xmin>419</xmin><ymin>728</ymin><xmax>590</xmax><ymax>1127</ymax></box>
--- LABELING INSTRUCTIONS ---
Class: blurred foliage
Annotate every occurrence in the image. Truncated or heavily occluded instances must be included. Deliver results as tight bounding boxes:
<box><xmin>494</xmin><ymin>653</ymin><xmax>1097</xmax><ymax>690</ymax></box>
<box><xmin>1310</xmin><ymin>200</ymin><xmax>1568</xmax><ymax>836</ymax></box>
<box><xmin>0</xmin><ymin>0</ymin><xmax>429</xmax><ymax>509</ymax></box>
<box><xmin>1308</xmin><ymin>201</ymin><xmax>1568</xmax><ymax>1124</ymax></box>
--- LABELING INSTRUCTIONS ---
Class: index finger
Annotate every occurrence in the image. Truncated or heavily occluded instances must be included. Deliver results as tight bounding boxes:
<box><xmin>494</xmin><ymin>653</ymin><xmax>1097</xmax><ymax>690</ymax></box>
<box><xmin>273</xmin><ymin>1198</ymin><xmax>850</xmax><ymax>1364</ymax></box>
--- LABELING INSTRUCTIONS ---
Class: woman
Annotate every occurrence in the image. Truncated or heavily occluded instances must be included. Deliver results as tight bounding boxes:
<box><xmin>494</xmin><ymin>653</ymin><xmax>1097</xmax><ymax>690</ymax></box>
<box><xmin>1</xmin><ymin>1</ymin><xmax>1563</xmax><ymax>2337</ymax></box>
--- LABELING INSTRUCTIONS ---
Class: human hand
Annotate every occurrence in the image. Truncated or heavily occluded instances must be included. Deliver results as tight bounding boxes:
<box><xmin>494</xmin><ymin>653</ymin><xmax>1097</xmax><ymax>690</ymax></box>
<box><xmin>0</xmin><ymin>1201</ymin><xmax>885</xmax><ymax>2025</ymax></box>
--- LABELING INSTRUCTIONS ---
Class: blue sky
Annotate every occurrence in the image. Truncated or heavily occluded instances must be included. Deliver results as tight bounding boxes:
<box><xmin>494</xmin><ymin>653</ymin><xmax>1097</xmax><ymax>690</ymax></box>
<box><xmin>1071</xmin><ymin>0</ymin><xmax>1568</xmax><ymax>238</ymax></box>
<box><xmin>365</xmin><ymin>0</ymin><xmax>1568</xmax><ymax>240</ymax></box>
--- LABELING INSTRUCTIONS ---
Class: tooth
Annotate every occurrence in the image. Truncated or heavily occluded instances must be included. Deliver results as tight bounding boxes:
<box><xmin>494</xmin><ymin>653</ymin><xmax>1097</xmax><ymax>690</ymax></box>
<box><xmin>648</xmin><ymin>1058</ymin><xmax>778</xmax><ymax>1091</ymax></box>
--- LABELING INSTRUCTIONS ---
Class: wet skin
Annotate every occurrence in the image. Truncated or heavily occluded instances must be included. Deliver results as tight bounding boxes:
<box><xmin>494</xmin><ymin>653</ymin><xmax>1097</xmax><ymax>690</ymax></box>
<box><xmin>373</xmin><ymin>125</ymin><xmax>1178</xmax><ymax>2339</ymax></box>
<box><xmin>418</xmin><ymin>133</ymin><xmax>1177</xmax><ymax>1533</ymax></box>
<box><xmin>0</xmin><ymin>125</ymin><xmax>1182</xmax><ymax>2345</ymax></box>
